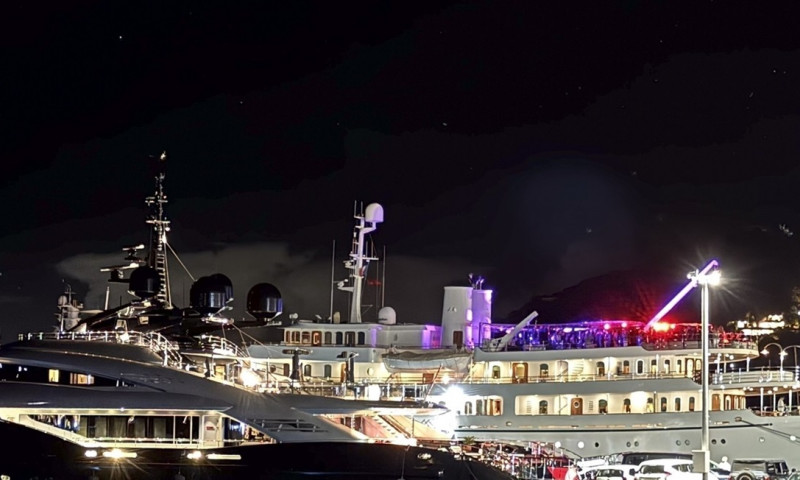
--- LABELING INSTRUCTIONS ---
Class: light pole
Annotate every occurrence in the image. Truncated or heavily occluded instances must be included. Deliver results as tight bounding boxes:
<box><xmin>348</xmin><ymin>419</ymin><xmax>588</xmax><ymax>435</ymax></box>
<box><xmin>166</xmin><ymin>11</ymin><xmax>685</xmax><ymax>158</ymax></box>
<box><xmin>782</xmin><ymin>345</ymin><xmax>800</xmax><ymax>381</ymax></box>
<box><xmin>781</xmin><ymin>345</ymin><xmax>800</xmax><ymax>413</ymax></box>
<box><xmin>761</xmin><ymin>342</ymin><xmax>783</xmax><ymax>379</ymax></box>
<box><xmin>688</xmin><ymin>260</ymin><xmax>720</xmax><ymax>480</ymax></box>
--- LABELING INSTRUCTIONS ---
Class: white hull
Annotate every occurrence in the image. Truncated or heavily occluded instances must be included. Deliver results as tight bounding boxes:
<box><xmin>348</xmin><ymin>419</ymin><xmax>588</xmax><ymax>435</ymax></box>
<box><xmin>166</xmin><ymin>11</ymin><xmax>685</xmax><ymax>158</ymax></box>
<box><xmin>444</xmin><ymin>408</ymin><xmax>800</xmax><ymax>469</ymax></box>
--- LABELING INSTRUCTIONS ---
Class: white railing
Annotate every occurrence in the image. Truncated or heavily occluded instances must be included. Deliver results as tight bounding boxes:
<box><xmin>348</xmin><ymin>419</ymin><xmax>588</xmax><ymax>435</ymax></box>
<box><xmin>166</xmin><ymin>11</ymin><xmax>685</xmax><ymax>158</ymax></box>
<box><xmin>18</xmin><ymin>330</ymin><xmax>184</xmax><ymax>368</ymax></box>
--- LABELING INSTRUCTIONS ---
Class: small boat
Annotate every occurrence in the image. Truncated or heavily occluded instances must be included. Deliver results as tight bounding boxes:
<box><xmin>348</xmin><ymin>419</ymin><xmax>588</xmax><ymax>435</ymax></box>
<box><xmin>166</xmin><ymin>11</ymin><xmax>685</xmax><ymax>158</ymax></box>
<box><xmin>383</xmin><ymin>349</ymin><xmax>472</xmax><ymax>374</ymax></box>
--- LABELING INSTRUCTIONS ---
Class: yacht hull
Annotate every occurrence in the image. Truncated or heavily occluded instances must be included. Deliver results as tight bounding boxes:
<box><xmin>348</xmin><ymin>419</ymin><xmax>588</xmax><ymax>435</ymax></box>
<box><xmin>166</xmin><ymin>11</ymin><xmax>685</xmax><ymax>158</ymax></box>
<box><xmin>0</xmin><ymin>421</ymin><xmax>509</xmax><ymax>480</ymax></box>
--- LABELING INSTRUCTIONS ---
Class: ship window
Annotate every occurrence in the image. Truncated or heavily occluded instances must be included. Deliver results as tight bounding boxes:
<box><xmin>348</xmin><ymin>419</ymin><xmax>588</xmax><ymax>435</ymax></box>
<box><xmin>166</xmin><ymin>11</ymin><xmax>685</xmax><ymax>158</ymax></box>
<box><xmin>599</xmin><ymin>399</ymin><xmax>608</xmax><ymax>414</ymax></box>
<box><xmin>623</xmin><ymin>398</ymin><xmax>631</xmax><ymax>413</ymax></box>
<box><xmin>596</xmin><ymin>361</ymin><xmax>605</xmax><ymax>376</ymax></box>
<box><xmin>357</xmin><ymin>332</ymin><xmax>365</xmax><ymax>345</ymax></box>
<box><xmin>70</xmin><ymin>373</ymin><xmax>94</xmax><ymax>385</ymax></box>
<box><xmin>689</xmin><ymin>396</ymin><xmax>696</xmax><ymax>412</ymax></box>
<box><xmin>345</xmin><ymin>332</ymin><xmax>355</xmax><ymax>346</ymax></box>
<box><xmin>477</xmin><ymin>399</ymin><xmax>484</xmax><ymax>415</ymax></box>
<box><xmin>284</xmin><ymin>331</ymin><xmax>291</xmax><ymax>343</ymax></box>
<box><xmin>539</xmin><ymin>400</ymin><xmax>548</xmax><ymax>414</ymax></box>
<box><xmin>650</xmin><ymin>359</ymin><xmax>657</xmax><ymax>374</ymax></box>
<box><xmin>646</xmin><ymin>398</ymin><xmax>654</xmax><ymax>413</ymax></box>
<box><xmin>489</xmin><ymin>398</ymin><xmax>502</xmax><ymax>416</ymax></box>
<box><xmin>677</xmin><ymin>359</ymin><xmax>683</xmax><ymax>373</ymax></box>
<box><xmin>512</xmin><ymin>362</ymin><xmax>528</xmax><ymax>383</ymax></box>
<box><xmin>623</xmin><ymin>360</ymin><xmax>630</xmax><ymax>374</ymax></box>
<box><xmin>311</xmin><ymin>331</ymin><xmax>322</xmax><ymax>346</ymax></box>
<box><xmin>539</xmin><ymin>364</ymin><xmax>549</xmax><ymax>378</ymax></box>
<box><xmin>301</xmin><ymin>331</ymin><xmax>311</xmax><ymax>345</ymax></box>
<box><xmin>660</xmin><ymin>397</ymin><xmax>667</xmax><ymax>412</ymax></box>
<box><xmin>636</xmin><ymin>360</ymin><xmax>644</xmax><ymax>374</ymax></box>
<box><xmin>291</xmin><ymin>331</ymin><xmax>300</xmax><ymax>343</ymax></box>
<box><xmin>48</xmin><ymin>369</ymin><xmax>59</xmax><ymax>383</ymax></box>
<box><xmin>324</xmin><ymin>364</ymin><xmax>332</xmax><ymax>378</ymax></box>
<box><xmin>675</xmin><ymin>397</ymin><xmax>681</xmax><ymax>411</ymax></box>
<box><xmin>324</xmin><ymin>332</ymin><xmax>332</xmax><ymax>345</ymax></box>
<box><xmin>303</xmin><ymin>364</ymin><xmax>311</xmax><ymax>377</ymax></box>
<box><xmin>664</xmin><ymin>359</ymin><xmax>671</xmax><ymax>374</ymax></box>
<box><xmin>335</xmin><ymin>332</ymin><xmax>343</xmax><ymax>345</ymax></box>
<box><xmin>465</xmin><ymin>402</ymin><xmax>473</xmax><ymax>415</ymax></box>
<box><xmin>492</xmin><ymin>365</ymin><xmax>501</xmax><ymax>379</ymax></box>
<box><xmin>283</xmin><ymin>364</ymin><xmax>290</xmax><ymax>377</ymax></box>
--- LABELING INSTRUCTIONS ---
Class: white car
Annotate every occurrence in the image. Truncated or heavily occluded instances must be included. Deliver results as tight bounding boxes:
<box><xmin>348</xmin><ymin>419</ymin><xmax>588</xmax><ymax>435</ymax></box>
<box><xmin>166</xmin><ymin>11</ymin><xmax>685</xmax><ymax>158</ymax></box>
<box><xmin>581</xmin><ymin>464</ymin><xmax>638</xmax><ymax>480</ymax></box>
<box><xmin>634</xmin><ymin>459</ymin><xmax>720</xmax><ymax>480</ymax></box>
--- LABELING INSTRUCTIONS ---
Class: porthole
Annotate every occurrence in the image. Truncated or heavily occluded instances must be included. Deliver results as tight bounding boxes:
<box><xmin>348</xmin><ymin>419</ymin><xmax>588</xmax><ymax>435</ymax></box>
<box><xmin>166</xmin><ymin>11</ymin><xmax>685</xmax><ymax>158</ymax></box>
<box><xmin>721</xmin><ymin>439</ymin><xmax>726</xmax><ymax>444</ymax></box>
<box><xmin>759</xmin><ymin>437</ymin><xmax>765</xmax><ymax>443</ymax></box>
<box><xmin>634</xmin><ymin>441</ymin><xmax>639</xmax><ymax>447</ymax></box>
<box><xmin>675</xmin><ymin>440</ymin><xmax>681</xmax><ymax>446</ymax></box>
<box><xmin>594</xmin><ymin>442</ymin><xmax>599</xmax><ymax>448</ymax></box>
<box><xmin>626</xmin><ymin>442</ymin><xmax>631</xmax><ymax>447</ymax></box>
<box><xmin>577</xmin><ymin>441</ymin><xmax>584</xmax><ymax>449</ymax></box>
<box><xmin>711</xmin><ymin>439</ymin><xmax>717</xmax><ymax>445</ymax></box>
<box><xmin>684</xmin><ymin>440</ymin><xmax>690</xmax><ymax>446</ymax></box>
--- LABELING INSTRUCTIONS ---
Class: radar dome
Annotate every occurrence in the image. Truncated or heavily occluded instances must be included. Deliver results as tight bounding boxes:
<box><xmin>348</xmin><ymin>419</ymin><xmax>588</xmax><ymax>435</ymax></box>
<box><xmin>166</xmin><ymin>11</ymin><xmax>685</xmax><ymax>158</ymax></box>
<box><xmin>378</xmin><ymin>306</ymin><xmax>396</xmax><ymax>324</ymax></box>
<box><xmin>189</xmin><ymin>273</ymin><xmax>233</xmax><ymax>315</ymax></box>
<box><xmin>128</xmin><ymin>266</ymin><xmax>160</xmax><ymax>299</ymax></box>
<box><xmin>247</xmin><ymin>282</ymin><xmax>283</xmax><ymax>322</ymax></box>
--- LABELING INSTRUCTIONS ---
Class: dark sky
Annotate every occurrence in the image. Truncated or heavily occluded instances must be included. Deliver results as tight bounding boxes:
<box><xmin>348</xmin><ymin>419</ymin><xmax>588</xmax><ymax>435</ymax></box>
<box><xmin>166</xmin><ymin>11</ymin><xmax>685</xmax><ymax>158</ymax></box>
<box><xmin>2</xmin><ymin>1</ymin><xmax>800</xmax><ymax>339</ymax></box>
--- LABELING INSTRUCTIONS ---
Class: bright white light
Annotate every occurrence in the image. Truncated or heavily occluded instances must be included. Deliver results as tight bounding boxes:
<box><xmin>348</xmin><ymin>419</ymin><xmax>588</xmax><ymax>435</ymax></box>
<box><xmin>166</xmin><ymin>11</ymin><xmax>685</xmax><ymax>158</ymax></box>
<box><xmin>84</xmin><ymin>450</ymin><xmax>97</xmax><ymax>458</ymax></box>
<box><xmin>187</xmin><ymin>450</ymin><xmax>203</xmax><ymax>460</ymax></box>
<box><xmin>704</xmin><ymin>269</ymin><xmax>721</xmax><ymax>286</ymax></box>
<box><xmin>207</xmin><ymin>453</ymin><xmax>241</xmax><ymax>460</ymax></box>
<box><xmin>441</xmin><ymin>386</ymin><xmax>465</xmax><ymax>408</ymax></box>
<box><xmin>103</xmin><ymin>448</ymin><xmax>137</xmax><ymax>459</ymax></box>
<box><xmin>239</xmin><ymin>368</ymin><xmax>261</xmax><ymax>388</ymax></box>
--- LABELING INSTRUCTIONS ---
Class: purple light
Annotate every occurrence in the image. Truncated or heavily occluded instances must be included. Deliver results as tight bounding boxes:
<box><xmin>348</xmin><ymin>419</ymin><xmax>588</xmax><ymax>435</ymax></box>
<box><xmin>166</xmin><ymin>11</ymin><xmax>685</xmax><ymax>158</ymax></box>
<box><xmin>645</xmin><ymin>259</ymin><xmax>719</xmax><ymax>329</ymax></box>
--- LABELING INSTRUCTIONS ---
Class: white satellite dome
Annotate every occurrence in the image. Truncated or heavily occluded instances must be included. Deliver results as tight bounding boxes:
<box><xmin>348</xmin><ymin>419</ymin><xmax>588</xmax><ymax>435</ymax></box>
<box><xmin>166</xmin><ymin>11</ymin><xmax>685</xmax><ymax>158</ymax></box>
<box><xmin>378</xmin><ymin>306</ymin><xmax>396</xmax><ymax>324</ymax></box>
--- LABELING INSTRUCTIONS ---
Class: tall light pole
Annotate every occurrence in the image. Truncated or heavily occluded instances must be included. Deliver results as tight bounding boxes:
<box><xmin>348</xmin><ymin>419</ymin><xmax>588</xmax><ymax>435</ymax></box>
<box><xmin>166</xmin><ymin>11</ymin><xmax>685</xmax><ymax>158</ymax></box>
<box><xmin>781</xmin><ymin>345</ymin><xmax>800</xmax><ymax>413</ymax></box>
<box><xmin>688</xmin><ymin>260</ymin><xmax>720</xmax><ymax>480</ymax></box>
<box><xmin>761</xmin><ymin>342</ymin><xmax>783</xmax><ymax>379</ymax></box>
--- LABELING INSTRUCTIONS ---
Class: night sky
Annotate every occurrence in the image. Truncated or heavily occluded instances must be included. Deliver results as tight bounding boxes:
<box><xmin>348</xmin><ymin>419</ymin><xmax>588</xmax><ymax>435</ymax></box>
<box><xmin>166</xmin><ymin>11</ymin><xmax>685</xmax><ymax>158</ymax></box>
<box><xmin>2</xmin><ymin>1</ymin><xmax>800</xmax><ymax>339</ymax></box>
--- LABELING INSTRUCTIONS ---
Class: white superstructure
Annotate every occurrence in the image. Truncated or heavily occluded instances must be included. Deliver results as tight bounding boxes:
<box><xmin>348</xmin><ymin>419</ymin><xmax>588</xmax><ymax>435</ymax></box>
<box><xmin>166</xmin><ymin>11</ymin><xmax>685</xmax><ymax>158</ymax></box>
<box><xmin>241</xmin><ymin>202</ymin><xmax>800</xmax><ymax>470</ymax></box>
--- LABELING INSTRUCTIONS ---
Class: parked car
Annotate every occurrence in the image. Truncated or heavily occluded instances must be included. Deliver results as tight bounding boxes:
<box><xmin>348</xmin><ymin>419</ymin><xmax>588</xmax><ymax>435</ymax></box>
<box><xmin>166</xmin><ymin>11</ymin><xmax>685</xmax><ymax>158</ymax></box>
<box><xmin>634</xmin><ymin>459</ymin><xmax>720</xmax><ymax>480</ymax></box>
<box><xmin>612</xmin><ymin>452</ymin><xmax>693</xmax><ymax>466</ymax></box>
<box><xmin>729</xmin><ymin>459</ymin><xmax>790</xmax><ymax>480</ymax></box>
<box><xmin>581</xmin><ymin>464</ymin><xmax>638</xmax><ymax>480</ymax></box>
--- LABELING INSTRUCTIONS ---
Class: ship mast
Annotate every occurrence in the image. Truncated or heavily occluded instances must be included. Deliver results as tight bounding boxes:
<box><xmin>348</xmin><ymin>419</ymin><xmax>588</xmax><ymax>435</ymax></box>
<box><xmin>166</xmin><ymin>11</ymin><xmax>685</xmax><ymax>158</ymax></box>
<box><xmin>144</xmin><ymin>153</ymin><xmax>171</xmax><ymax>307</ymax></box>
<box><xmin>338</xmin><ymin>202</ymin><xmax>383</xmax><ymax>323</ymax></box>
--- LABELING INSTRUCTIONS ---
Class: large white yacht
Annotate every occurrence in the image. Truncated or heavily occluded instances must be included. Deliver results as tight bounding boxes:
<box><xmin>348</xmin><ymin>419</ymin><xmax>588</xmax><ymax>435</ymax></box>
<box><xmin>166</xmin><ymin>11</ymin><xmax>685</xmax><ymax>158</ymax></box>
<box><xmin>243</xmin><ymin>204</ymin><xmax>800</xmax><ymax>470</ymax></box>
<box><xmin>0</xmin><ymin>164</ymin><xmax>514</xmax><ymax>480</ymax></box>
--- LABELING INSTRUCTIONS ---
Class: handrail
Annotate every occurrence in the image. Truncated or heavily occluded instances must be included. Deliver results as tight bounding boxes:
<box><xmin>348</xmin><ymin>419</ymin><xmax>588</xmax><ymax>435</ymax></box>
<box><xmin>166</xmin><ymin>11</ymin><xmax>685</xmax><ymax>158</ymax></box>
<box><xmin>17</xmin><ymin>330</ymin><xmax>184</xmax><ymax>368</ymax></box>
